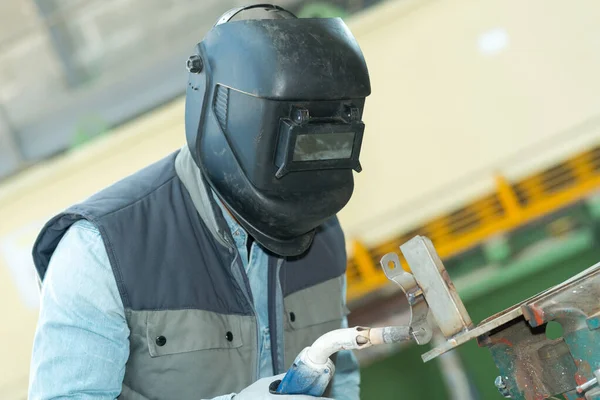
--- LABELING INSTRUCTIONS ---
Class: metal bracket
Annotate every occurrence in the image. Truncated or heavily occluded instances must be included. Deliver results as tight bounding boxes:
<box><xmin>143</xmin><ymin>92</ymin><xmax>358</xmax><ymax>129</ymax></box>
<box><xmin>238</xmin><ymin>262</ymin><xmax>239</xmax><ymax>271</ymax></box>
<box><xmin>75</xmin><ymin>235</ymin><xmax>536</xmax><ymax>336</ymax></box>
<box><xmin>401</xmin><ymin>236</ymin><xmax>473</xmax><ymax>337</ymax></box>
<box><xmin>380</xmin><ymin>235</ymin><xmax>473</xmax><ymax>348</ymax></box>
<box><xmin>380</xmin><ymin>252</ymin><xmax>433</xmax><ymax>345</ymax></box>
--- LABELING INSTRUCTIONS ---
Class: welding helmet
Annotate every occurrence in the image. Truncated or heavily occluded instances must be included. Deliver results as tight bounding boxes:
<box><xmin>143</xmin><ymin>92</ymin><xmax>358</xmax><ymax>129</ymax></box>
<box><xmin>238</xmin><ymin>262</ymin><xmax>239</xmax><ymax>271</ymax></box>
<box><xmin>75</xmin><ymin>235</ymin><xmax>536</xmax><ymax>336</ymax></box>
<box><xmin>185</xmin><ymin>4</ymin><xmax>370</xmax><ymax>257</ymax></box>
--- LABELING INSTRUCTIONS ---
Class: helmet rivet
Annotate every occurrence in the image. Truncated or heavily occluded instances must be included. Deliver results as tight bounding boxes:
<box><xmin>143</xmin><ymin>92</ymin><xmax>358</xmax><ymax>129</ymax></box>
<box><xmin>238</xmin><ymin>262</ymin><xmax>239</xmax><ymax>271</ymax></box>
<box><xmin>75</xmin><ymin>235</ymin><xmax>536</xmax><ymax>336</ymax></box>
<box><xmin>292</xmin><ymin>107</ymin><xmax>310</xmax><ymax>125</ymax></box>
<box><xmin>187</xmin><ymin>55</ymin><xmax>204</xmax><ymax>74</ymax></box>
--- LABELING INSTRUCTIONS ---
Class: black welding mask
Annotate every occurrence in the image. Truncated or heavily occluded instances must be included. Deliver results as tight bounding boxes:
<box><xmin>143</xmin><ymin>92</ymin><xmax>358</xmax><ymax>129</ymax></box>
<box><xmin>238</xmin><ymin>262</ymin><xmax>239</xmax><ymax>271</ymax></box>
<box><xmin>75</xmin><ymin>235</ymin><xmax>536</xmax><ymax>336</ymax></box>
<box><xmin>185</xmin><ymin>4</ymin><xmax>370</xmax><ymax>257</ymax></box>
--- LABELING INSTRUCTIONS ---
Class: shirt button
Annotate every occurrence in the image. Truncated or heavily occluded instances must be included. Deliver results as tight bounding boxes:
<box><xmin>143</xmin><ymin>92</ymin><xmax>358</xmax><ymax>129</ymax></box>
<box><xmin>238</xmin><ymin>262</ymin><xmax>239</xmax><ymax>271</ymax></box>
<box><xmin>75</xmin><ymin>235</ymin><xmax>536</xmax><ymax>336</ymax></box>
<box><xmin>156</xmin><ymin>336</ymin><xmax>167</xmax><ymax>347</ymax></box>
<box><xmin>226</xmin><ymin>331</ymin><xmax>234</xmax><ymax>342</ymax></box>
<box><xmin>290</xmin><ymin>312</ymin><xmax>296</xmax><ymax>322</ymax></box>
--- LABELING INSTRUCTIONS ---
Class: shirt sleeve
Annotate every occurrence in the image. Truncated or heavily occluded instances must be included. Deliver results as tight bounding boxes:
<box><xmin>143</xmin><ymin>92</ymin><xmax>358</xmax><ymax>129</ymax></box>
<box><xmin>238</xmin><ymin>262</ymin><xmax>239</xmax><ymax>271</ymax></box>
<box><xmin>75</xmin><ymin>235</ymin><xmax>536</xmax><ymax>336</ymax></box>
<box><xmin>29</xmin><ymin>220</ymin><xmax>130</xmax><ymax>400</ymax></box>
<box><xmin>329</xmin><ymin>274</ymin><xmax>361</xmax><ymax>400</ymax></box>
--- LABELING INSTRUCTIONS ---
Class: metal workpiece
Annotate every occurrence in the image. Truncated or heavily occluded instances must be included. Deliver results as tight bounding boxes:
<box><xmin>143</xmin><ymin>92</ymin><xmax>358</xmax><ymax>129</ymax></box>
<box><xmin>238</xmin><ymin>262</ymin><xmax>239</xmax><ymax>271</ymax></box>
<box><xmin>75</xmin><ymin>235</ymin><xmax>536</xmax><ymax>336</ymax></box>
<box><xmin>474</xmin><ymin>265</ymin><xmax>600</xmax><ymax>399</ymax></box>
<box><xmin>476</xmin><ymin>262</ymin><xmax>600</xmax><ymax>400</ymax></box>
<box><xmin>400</xmin><ymin>236</ymin><xmax>473</xmax><ymax>337</ymax></box>
<box><xmin>481</xmin><ymin>317</ymin><xmax>580</xmax><ymax>399</ymax></box>
<box><xmin>380</xmin><ymin>252</ymin><xmax>433</xmax><ymax>345</ymax></box>
<box><xmin>381</xmin><ymin>236</ymin><xmax>600</xmax><ymax>400</ymax></box>
<box><xmin>421</xmin><ymin>307</ymin><xmax>523</xmax><ymax>363</ymax></box>
<box><xmin>381</xmin><ymin>236</ymin><xmax>532</xmax><ymax>363</ymax></box>
<box><xmin>455</xmin><ymin>263</ymin><xmax>600</xmax><ymax>400</ymax></box>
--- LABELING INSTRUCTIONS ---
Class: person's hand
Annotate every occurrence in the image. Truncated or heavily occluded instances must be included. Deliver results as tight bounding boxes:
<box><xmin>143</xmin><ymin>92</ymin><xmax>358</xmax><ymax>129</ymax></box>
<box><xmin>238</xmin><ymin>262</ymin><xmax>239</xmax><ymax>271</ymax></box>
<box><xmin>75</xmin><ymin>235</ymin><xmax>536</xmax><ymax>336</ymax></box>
<box><xmin>233</xmin><ymin>373</ymin><xmax>332</xmax><ymax>399</ymax></box>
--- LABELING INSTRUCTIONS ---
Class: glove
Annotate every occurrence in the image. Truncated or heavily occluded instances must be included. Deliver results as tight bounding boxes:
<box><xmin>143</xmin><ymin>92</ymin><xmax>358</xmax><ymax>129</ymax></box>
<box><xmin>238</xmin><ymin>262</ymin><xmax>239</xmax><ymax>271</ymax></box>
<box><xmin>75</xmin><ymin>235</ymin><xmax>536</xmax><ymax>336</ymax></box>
<box><xmin>233</xmin><ymin>373</ymin><xmax>332</xmax><ymax>399</ymax></box>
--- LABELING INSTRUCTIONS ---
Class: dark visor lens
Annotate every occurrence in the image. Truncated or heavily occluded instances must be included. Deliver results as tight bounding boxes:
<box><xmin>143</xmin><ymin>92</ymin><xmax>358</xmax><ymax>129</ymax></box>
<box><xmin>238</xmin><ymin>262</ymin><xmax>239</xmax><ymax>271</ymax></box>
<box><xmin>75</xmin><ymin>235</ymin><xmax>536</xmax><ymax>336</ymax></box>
<box><xmin>274</xmin><ymin>107</ymin><xmax>364</xmax><ymax>179</ymax></box>
<box><xmin>293</xmin><ymin>132</ymin><xmax>355</xmax><ymax>161</ymax></box>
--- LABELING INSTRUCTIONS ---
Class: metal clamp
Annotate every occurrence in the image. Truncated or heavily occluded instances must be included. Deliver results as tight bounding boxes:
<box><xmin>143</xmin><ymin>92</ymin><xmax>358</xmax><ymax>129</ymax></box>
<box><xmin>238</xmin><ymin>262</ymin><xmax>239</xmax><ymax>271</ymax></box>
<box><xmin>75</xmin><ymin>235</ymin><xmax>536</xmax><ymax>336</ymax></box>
<box><xmin>380</xmin><ymin>253</ymin><xmax>432</xmax><ymax>345</ymax></box>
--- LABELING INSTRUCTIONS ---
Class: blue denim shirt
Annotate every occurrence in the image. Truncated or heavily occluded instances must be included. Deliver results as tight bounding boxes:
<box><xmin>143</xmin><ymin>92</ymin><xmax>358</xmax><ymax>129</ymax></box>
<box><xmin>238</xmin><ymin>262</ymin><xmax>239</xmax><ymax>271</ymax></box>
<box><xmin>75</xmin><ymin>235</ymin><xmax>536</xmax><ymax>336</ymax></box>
<box><xmin>214</xmin><ymin>195</ymin><xmax>276</xmax><ymax>380</ymax></box>
<box><xmin>29</xmin><ymin>209</ymin><xmax>359</xmax><ymax>399</ymax></box>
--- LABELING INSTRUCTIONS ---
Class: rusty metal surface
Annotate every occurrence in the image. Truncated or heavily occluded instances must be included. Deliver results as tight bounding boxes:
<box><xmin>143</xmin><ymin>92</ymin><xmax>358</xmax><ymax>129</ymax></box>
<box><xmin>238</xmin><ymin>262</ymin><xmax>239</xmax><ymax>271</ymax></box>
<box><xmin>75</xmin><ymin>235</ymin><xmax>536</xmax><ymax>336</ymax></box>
<box><xmin>381</xmin><ymin>236</ymin><xmax>600</xmax><ymax>399</ymax></box>
<box><xmin>475</xmin><ymin>262</ymin><xmax>600</xmax><ymax>399</ymax></box>
<box><xmin>421</xmin><ymin>260</ymin><xmax>600</xmax><ymax>398</ymax></box>
<box><xmin>422</xmin><ymin>261</ymin><xmax>600</xmax><ymax>358</ymax></box>
<box><xmin>480</xmin><ymin>317</ymin><xmax>580</xmax><ymax>399</ymax></box>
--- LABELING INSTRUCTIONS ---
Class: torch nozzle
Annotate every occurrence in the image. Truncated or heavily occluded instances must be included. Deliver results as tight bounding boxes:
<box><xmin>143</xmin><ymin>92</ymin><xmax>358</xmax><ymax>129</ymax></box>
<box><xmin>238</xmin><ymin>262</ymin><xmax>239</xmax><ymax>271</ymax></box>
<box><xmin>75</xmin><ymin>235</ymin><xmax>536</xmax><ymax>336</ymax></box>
<box><xmin>306</xmin><ymin>326</ymin><xmax>413</xmax><ymax>365</ymax></box>
<box><xmin>369</xmin><ymin>326</ymin><xmax>412</xmax><ymax>345</ymax></box>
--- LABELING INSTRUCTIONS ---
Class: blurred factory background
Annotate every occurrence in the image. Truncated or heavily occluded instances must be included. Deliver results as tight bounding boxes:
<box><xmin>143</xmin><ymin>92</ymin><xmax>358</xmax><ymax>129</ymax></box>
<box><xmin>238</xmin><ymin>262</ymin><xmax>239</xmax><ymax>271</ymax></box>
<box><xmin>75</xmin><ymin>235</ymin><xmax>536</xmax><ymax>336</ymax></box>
<box><xmin>2</xmin><ymin>0</ymin><xmax>600</xmax><ymax>398</ymax></box>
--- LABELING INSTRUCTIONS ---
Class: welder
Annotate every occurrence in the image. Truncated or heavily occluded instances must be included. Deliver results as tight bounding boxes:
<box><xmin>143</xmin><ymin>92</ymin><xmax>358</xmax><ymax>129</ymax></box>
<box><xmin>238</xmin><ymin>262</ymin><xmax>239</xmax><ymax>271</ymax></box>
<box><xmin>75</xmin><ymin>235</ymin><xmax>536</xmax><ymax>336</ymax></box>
<box><xmin>28</xmin><ymin>4</ymin><xmax>370</xmax><ymax>400</ymax></box>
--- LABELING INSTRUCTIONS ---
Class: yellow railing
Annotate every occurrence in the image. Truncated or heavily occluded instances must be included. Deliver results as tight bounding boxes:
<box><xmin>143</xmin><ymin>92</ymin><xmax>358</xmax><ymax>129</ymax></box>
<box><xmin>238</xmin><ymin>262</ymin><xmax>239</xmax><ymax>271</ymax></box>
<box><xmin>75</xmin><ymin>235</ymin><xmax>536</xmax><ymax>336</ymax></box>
<box><xmin>346</xmin><ymin>146</ymin><xmax>600</xmax><ymax>301</ymax></box>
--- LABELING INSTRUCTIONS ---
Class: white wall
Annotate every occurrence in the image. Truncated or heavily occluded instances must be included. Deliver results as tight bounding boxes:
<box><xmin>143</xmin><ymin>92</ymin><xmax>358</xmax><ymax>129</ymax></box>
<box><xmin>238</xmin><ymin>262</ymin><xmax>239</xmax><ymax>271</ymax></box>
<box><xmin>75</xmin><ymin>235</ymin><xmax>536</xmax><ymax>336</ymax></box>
<box><xmin>338</xmin><ymin>0</ymin><xmax>600</xmax><ymax>244</ymax></box>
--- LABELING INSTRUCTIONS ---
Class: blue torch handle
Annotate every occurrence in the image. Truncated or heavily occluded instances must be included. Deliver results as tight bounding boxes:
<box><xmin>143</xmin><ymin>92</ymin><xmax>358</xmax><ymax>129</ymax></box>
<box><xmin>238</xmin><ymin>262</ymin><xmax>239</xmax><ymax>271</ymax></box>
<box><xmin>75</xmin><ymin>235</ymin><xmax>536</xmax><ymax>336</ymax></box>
<box><xmin>274</xmin><ymin>349</ymin><xmax>335</xmax><ymax>396</ymax></box>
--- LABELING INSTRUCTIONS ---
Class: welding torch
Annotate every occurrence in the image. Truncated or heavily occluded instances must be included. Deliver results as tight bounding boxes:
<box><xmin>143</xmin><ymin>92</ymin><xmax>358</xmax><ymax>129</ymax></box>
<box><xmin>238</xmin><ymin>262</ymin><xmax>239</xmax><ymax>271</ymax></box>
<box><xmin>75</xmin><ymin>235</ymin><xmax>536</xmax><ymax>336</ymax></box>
<box><xmin>271</xmin><ymin>325</ymin><xmax>412</xmax><ymax>396</ymax></box>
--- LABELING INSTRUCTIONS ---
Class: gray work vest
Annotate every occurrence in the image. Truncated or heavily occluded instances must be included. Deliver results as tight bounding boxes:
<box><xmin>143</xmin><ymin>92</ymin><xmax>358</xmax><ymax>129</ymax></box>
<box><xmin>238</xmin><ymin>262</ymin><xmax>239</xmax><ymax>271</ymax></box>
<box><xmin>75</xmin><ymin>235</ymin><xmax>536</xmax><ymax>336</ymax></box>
<box><xmin>32</xmin><ymin>150</ymin><xmax>348</xmax><ymax>400</ymax></box>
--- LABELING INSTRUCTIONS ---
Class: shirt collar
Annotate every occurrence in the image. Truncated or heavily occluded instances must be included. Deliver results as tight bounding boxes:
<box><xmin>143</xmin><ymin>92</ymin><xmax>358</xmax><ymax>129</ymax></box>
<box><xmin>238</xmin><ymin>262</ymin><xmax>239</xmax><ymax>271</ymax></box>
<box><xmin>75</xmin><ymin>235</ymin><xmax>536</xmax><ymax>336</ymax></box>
<box><xmin>211</xmin><ymin>190</ymin><xmax>247</xmax><ymax>245</ymax></box>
